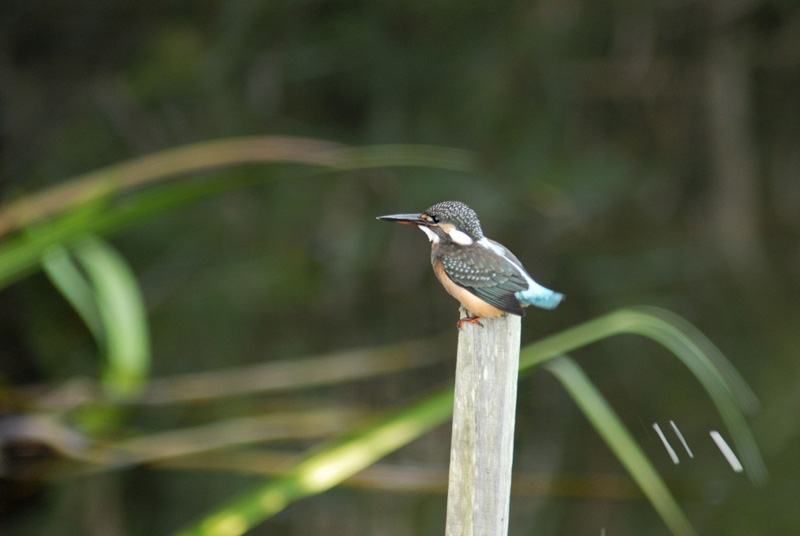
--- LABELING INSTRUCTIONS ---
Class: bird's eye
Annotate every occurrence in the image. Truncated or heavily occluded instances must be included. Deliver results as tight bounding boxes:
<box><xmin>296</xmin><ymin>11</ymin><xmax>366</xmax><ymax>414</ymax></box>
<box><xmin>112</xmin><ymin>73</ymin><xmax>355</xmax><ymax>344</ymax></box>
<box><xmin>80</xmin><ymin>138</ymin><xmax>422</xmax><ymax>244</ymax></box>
<box><xmin>431</xmin><ymin>215</ymin><xmax>440</xmax><ymax>223</ymax></box>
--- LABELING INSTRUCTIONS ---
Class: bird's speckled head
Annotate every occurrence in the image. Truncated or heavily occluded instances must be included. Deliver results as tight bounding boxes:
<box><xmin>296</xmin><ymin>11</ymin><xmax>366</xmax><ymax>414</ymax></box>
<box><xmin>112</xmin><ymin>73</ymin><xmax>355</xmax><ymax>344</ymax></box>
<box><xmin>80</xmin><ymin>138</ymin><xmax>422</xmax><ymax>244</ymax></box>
<box><xmin>421</xmin><ymin>201</ymin><xmax>484</xmax><ymax>240</ymax></box>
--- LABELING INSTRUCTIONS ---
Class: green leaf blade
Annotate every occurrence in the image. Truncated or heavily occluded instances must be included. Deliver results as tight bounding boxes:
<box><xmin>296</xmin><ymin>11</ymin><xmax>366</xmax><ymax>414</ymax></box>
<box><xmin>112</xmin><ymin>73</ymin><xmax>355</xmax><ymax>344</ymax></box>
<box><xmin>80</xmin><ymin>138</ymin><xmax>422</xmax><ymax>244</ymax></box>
<box><xmin>74</xmin><ymin>237</ymin><xmax>151</xmax><ymax>399</ymax></box>
<box><xmin>545</xmin><ymin>355</ymin><xmax>697</xmax><ymax>536</ymax></box>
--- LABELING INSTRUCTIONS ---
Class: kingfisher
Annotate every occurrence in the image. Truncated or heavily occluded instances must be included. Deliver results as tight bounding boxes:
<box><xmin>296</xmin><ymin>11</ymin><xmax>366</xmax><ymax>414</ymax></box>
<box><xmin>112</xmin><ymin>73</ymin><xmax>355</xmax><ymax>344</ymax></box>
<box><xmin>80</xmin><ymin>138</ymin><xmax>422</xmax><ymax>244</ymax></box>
<box><xmin>378</xmin><ymin>201</ymin><xmax>564</xmax><ymax>328</ymax></box>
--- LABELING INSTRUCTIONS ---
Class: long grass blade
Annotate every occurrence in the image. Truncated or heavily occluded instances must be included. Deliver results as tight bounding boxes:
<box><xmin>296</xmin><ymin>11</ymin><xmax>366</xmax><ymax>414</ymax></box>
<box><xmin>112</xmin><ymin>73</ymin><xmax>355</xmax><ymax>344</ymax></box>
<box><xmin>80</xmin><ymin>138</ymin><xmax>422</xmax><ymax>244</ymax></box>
<box><xmin>0</xmin><ymin>137</ymin><xmax>473</xmax><ymax>236</ymax></box>
<box><xmin>545</xmin><ymin>355</ymin><xmax>697</xmax><ymax>536</ymax></box>
<box><xmin>0</xmin><ymin>173</ymin><xmax>256</xmax><ymax>289</ymax></box>
<box><xmin>518</xmin><ymin>308</ymin><xmax>766</xmax><ymax>483</ymax></box>
<box><xmin>173</xmin><ymin>387</ymin><xmax>455</xmax><ymax>536</ymax></box>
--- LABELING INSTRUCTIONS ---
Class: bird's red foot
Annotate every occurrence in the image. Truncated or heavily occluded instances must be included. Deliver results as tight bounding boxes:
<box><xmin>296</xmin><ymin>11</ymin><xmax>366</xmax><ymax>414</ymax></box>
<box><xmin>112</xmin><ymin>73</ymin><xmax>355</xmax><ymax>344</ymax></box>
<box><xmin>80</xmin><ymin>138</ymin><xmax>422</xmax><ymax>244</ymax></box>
<box><xmin>457</xmin><ymin>315</ymin><xmax>483</xmax><ymax>329</ymax></box>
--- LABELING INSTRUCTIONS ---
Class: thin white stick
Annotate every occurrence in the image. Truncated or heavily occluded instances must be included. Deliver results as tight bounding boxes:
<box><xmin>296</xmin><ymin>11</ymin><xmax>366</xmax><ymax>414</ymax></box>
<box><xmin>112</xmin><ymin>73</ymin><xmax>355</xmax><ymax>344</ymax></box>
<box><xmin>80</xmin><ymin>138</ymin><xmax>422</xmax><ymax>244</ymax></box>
<box><xmin>710</xmin><ymin>431</ymin><xmax>743</xmax><ymax>472</ymax></box>
<box><xmin>652</xmin><ymin>422</ymin><xmax>679</xmax><ymax>464</ymax></box>
<box><xmin>670</xmin><ymin>420</ymin><xmax>694</xmax><ymax>458</ymax></box>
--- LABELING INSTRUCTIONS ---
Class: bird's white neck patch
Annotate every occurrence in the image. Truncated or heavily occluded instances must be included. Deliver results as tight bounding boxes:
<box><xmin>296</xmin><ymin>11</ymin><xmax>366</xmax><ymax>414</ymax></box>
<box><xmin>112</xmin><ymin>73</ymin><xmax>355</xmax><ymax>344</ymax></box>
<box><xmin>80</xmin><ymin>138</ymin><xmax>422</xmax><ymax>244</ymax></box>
<box><xmin>448</xmin><ymin>228</ymin><xmax>473</xmax><ymax>246</ymax></box>
<box><xmin>419</xmin><ymin>226</ymin><xmax>439</xmax><ymax>243</ymax></box>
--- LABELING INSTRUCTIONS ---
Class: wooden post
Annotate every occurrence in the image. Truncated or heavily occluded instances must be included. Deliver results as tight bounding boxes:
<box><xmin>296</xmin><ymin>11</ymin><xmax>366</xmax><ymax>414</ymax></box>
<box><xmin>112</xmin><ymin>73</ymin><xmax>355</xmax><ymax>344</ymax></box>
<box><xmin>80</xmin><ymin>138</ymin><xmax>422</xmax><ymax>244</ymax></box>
<box><xmin>445</xmin><ymin>308</ymin><xmax>522</xmax><ymax>536</ymax></box>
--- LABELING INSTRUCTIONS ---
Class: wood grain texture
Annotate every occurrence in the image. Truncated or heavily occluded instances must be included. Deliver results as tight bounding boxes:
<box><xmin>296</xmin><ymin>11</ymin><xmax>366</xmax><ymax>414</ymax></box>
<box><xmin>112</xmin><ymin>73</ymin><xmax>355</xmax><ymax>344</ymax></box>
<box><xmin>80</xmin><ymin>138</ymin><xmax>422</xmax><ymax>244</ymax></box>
<box><xmin>445</xmin><ymin>308</ymin><xmax>521</xmax><ymax>536</ymax></box>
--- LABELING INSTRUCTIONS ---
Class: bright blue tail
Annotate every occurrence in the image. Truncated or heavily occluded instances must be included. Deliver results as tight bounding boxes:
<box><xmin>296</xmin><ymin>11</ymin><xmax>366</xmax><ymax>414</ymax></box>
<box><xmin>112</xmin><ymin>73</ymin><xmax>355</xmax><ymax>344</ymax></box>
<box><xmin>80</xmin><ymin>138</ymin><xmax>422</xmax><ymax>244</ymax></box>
<box><xmin>515</xmin><ymin>288</ymin><xmax>564</xmax><ymax>310</ymax></box>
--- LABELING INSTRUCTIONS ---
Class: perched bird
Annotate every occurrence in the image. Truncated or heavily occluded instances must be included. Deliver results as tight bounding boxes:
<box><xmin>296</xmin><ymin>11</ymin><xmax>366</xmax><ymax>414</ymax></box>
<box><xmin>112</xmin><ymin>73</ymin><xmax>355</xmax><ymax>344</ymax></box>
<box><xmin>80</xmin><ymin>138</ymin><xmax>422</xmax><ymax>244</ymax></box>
<box><xmin>378</xmin><ymin>201</ymin><xmax>563</xmax><ymax>328</ymax></box>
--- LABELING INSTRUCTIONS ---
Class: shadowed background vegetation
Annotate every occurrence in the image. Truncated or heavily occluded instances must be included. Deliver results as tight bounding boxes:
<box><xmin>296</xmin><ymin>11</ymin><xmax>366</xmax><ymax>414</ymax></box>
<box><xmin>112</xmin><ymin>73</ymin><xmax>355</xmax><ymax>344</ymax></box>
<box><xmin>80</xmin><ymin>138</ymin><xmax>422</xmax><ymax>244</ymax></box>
<box><xmin>2</xmin><ymin>1</ymin><xmax>799</xmax><ymax>535</ymax></box>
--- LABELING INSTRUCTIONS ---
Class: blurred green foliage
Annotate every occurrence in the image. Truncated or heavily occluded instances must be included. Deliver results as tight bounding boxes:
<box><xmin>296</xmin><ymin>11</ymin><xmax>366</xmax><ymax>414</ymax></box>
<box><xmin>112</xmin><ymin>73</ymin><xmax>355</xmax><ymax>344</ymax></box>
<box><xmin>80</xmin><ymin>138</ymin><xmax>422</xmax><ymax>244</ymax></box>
<box><xmin>2</xmin><ymin>1</ymin><xmax>800</xmax><ymax>535</ymax></box>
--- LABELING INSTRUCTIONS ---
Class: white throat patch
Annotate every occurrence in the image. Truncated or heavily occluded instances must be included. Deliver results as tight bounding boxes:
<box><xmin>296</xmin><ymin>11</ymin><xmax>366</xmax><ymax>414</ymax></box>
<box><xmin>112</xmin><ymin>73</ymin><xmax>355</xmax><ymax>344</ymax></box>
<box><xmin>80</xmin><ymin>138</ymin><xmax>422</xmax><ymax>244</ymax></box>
<box><xmin>448</xmin><ymin>228</ymin><xmax>473</xmax><ymax>246</ymax></box>
<box><xmin>419</xmin><ymin>226</ymin><xmax>439</xmax><ymax>243</ymax></box>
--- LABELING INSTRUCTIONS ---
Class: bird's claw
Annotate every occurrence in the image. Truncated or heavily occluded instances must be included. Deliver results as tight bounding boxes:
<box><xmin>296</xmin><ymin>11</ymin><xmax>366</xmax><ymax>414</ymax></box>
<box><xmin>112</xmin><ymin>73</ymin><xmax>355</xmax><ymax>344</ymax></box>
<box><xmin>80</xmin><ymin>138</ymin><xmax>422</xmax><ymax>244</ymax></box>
<box><xmin>457</xmin><ymin>315</ymin><xmax>483</xmax><ymax>329</ymax></box>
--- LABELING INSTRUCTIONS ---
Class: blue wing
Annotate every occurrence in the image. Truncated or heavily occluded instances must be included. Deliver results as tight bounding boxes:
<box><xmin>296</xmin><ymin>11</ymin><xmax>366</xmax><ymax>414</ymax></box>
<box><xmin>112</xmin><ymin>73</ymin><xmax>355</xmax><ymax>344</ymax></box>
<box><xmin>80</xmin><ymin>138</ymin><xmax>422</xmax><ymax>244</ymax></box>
<box><xmin>438</xmin><ymin>239</ymin><xmax>564</xmax><ymax>314</ymax></box>
<box><xmin>482</xmin><ymin>238</ymin><xmax>564</xmax><ymax>310</ymax></box>
<box><xmin>437</xmin><ymin>245</ymin><xmax>528</xmax><ymax>315</ymax></box>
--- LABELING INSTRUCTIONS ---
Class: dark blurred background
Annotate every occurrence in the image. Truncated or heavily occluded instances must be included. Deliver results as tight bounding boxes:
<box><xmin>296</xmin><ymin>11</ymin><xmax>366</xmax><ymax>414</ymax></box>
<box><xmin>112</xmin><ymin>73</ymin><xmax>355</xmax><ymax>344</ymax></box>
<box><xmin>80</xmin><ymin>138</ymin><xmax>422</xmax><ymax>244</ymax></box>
<box><xmin>2</xmin><ymin>1</ymin><xmax>800</xmax><ymax>535</ymax></box>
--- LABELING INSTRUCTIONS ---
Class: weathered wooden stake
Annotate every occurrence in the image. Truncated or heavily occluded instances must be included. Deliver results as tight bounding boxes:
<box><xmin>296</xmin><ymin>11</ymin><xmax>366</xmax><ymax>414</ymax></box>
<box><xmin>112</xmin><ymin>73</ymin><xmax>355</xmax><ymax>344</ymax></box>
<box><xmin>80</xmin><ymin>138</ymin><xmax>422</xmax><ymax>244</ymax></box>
<box><xmin>445</xmin><ymin>308</ymin><xmax>522</xmax><ymax>536</ymax></box>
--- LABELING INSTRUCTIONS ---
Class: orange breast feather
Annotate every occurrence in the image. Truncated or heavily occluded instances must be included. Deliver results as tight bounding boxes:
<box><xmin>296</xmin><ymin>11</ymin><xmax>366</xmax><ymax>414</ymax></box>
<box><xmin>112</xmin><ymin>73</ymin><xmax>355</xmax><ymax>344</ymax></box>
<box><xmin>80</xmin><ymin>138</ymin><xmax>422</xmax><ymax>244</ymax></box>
<box><xmin>433</xmin><ymin>261</ymin><xmax>506</xmax><ymax>318</ymax></box>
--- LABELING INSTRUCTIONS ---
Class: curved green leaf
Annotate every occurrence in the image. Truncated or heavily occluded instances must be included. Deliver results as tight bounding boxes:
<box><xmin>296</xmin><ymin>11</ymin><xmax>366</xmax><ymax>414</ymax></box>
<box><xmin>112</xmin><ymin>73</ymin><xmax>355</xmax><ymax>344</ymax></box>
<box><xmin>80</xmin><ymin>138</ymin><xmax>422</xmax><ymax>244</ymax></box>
<box><xmin>73</xmin><ymin>237</ymin><xmax>151</xmax><ymax>399</ymax></box>
<box><xmin>518</xmin><ymin>308</ymin><xmax>766</xmax><ymax>484</ymax></box>
<box><xmin>41</xmin><ymin>244</ymin><xmax>104</xmax><ymax>340</ymax></box>
<box><xmin>545</xmin><ymin>355</ymin><xmax>696</xmax><ymax>536</ymax></box>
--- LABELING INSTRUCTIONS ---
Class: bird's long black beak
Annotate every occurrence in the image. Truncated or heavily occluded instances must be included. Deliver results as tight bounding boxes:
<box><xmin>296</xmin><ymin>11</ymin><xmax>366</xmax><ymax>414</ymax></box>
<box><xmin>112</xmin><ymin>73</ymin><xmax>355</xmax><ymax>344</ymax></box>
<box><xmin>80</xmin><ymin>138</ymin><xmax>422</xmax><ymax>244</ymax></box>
<box><xmin>376</xmin><ymin>213</ymin><xmax>428</xmax><ymax>226</ymax></box>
